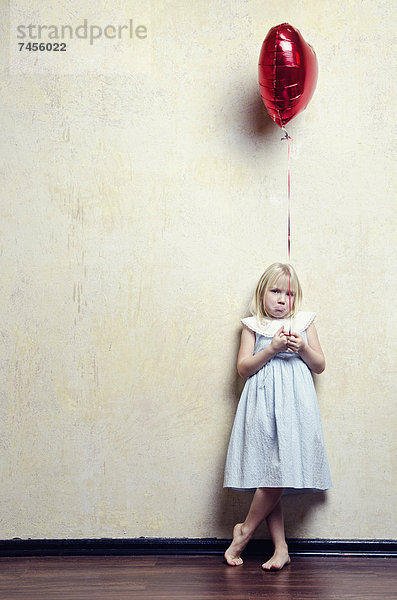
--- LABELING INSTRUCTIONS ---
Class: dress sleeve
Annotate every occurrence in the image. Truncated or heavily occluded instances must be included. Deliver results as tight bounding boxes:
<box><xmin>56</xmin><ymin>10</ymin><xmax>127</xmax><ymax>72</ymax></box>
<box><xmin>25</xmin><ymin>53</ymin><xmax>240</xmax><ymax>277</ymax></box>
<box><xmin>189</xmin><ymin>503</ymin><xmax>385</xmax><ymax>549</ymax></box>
<box><xmin>294</xmin><ymin>312</ymin><xmax>316</xmax><ymax>332</ymax></box>
<box><xmin>240</xmin><ymin>317</ymin><xmax>258</xmax><ymax>333</ymax></box>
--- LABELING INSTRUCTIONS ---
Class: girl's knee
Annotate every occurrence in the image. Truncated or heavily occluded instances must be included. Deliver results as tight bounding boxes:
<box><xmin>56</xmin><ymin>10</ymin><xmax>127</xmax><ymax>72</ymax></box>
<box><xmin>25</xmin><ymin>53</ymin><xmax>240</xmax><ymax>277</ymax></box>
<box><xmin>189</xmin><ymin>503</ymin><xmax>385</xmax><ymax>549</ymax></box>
<box><xmin>258</xmin><ymin>487</ymin><xmax>284</xmax><ymax>494</ymax></box>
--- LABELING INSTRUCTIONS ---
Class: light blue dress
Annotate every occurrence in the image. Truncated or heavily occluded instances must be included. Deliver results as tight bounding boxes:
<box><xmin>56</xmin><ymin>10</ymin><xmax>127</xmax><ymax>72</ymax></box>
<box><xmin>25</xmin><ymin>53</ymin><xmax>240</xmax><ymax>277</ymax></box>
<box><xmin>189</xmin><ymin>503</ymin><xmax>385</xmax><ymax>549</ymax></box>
<box><xmin>223</xmin><ymin>312</ymin><xmax>332</xmax><ymax>494</ymax></box>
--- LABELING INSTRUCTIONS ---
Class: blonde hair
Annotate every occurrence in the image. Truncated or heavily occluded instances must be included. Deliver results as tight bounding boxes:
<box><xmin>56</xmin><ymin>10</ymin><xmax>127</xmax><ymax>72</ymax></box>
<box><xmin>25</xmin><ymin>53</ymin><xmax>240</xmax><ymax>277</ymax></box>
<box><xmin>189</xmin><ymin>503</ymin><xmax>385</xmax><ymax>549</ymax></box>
<box><xmin>250</xmin><ymin>263</ymin><xmax>302</xmax><ymax>321</ymax></box>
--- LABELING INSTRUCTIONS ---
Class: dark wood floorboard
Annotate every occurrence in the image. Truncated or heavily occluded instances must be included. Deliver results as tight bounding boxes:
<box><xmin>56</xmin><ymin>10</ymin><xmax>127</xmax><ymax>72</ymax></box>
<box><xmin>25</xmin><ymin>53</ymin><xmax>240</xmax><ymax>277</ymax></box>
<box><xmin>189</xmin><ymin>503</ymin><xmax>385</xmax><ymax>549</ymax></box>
<box><xmin>0</xmin><ymin>555</ymin><xmax>395</xmax><ymax>600</ymax></box>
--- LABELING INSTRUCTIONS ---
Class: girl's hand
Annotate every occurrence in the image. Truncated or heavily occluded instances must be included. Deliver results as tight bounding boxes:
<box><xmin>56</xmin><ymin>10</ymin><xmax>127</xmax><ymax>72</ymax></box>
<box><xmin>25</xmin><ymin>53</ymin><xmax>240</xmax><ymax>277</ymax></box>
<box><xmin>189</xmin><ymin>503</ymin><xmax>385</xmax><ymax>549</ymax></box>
<box><xmin>270</xmin><ymin>327</ymin><xmax>289</xmax><ymax>354</ymax></box>
<box><xmin>286</xmin><ymin>332</ymin><xmax>306</xmax><ymax>354</ymax></box>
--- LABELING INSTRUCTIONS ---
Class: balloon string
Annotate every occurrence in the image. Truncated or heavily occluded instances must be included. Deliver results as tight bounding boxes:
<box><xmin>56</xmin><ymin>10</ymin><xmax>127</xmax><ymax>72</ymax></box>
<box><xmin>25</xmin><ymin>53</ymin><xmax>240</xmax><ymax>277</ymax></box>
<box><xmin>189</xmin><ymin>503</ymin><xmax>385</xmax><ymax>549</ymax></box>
<box><xmin>282</xmin><ymin>127</ymin><xmax>292</xmax><ymax>333</ymax></box>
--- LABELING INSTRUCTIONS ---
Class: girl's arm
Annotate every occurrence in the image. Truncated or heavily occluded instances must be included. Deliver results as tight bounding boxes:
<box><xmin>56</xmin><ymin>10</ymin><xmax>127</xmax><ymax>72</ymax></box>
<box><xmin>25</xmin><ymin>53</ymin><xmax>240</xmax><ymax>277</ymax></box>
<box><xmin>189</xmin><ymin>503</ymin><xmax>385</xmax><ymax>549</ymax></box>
<box><xmin>286</xmin><ymin>322</ymin><xmax>325</xmax><ymax>374</ymax></box>
<box><xmin>237</xmin><ymin>325</ymin><xmax>288</xmax><ymax>378</ymax></box>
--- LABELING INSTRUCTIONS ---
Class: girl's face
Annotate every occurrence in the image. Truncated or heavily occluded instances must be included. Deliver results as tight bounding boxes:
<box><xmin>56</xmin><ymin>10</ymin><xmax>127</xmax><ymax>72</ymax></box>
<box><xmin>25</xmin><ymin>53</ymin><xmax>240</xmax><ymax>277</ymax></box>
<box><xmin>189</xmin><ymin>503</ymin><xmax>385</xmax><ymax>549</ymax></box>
<box><xmin>264</xmin><ymin>275</ymin><xmax>295</xmax><ymax>319</ymax></box>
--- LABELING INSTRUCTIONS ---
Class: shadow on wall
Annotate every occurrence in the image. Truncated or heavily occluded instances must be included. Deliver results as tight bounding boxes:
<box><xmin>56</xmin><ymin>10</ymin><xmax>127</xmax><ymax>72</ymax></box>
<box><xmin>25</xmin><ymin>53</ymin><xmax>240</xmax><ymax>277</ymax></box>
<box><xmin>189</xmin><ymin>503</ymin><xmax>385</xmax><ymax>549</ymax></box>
<box><xmin>244</xmin><ymin>89</ymin><xmax>277</xmax><ymax>140</ymax></box>
<box><xmin>223</xmin><ymin>80</ymin><xmax>282</xmax><ymax>159</ymax></box>
<box><xmin>283</xmin><ymin>491</ymin><xmax>329</xmax><ymax>538</ymax></box>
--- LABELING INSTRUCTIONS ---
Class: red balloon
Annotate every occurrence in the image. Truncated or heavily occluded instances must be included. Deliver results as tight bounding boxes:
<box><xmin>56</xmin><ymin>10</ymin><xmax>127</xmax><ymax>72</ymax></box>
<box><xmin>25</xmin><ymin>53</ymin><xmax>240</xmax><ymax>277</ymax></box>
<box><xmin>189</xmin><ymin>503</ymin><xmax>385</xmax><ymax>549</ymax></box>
<box><xmin>258</xmin><ymin>23</ymin><xmax>318</xmax><ymax>128</ymax></box>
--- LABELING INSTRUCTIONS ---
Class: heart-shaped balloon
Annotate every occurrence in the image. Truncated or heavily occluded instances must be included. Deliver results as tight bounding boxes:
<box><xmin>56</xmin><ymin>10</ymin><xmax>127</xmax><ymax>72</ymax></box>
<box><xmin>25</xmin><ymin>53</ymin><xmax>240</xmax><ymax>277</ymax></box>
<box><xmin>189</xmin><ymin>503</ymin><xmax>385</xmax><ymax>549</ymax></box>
<box><xmin>258</xmin><ymin>23</ymin><xmax>318</xmax><ymax>128</ymax></box>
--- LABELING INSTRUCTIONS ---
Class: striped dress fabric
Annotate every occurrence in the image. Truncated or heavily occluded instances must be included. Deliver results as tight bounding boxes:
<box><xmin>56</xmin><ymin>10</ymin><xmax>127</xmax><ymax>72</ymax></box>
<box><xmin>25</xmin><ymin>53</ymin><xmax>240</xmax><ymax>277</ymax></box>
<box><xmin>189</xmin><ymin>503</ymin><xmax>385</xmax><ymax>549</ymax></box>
<box><xmin>224</xmin><ymin>312</ymin><xmax>332</xmax><ymax>494</ymax></box>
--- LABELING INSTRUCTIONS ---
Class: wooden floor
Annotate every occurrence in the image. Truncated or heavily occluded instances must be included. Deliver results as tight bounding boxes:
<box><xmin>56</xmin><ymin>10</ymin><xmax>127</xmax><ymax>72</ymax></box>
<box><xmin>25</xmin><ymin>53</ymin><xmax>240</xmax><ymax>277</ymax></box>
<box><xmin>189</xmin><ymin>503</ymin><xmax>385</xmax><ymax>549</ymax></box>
<box><xmin>0</xmin><ymin>555</ymin><xmax>395</xmax><ymax>600</ymax></box>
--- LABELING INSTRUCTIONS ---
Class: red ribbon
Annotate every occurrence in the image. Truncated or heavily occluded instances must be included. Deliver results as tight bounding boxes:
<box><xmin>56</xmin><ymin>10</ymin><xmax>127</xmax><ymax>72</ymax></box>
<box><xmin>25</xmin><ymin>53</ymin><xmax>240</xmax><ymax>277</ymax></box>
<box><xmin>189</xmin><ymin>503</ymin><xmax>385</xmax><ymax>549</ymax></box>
<box><xmin>282</xmin><ymin>128</ymin><xmax>292</xmax><ymax>333</ymax></box>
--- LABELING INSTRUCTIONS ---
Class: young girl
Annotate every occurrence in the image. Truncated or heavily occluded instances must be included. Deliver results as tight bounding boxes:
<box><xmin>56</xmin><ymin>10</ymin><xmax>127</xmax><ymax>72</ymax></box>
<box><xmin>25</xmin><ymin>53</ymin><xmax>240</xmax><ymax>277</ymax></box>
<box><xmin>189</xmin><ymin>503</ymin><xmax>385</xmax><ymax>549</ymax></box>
<box><xmin>223</xmin><ymin>263</ymin><xmax>331</xmax><ymax>570</ymax></box>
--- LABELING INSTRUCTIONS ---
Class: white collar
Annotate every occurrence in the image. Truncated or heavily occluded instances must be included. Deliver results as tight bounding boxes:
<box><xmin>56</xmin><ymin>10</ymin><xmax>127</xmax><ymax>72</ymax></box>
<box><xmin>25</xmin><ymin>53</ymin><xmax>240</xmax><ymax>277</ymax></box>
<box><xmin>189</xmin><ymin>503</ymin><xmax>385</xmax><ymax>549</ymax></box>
<box><xmin>241</xmin><ymin>311</ymin><xmax>316</xmax><ymax>337</ymax></box>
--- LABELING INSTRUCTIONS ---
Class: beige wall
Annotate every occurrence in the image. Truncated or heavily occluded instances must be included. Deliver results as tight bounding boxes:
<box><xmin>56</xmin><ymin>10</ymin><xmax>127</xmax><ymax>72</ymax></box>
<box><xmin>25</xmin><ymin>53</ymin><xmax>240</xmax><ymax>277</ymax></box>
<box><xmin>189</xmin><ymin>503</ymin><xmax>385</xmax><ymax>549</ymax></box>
<box><xmin>1</xmin><ymin>0</ymin><xmax>396</xmax><ymax>540</ymax></box>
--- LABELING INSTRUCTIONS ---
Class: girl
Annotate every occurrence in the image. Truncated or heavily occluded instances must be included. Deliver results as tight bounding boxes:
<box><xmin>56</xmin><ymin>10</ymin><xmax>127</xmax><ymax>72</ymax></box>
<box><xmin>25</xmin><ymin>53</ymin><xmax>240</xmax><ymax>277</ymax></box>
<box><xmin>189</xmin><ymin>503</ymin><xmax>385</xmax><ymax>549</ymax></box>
<box><xmin>223</xmin><ymin>263</ymin><xmax>331</xmax><ymax>570</ymax></box>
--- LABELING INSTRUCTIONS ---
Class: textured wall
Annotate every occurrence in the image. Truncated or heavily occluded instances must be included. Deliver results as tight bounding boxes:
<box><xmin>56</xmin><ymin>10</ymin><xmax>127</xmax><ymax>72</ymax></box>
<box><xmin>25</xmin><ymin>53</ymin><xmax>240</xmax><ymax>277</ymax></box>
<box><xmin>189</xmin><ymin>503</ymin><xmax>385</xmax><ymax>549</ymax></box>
<box><xmin>1</xmin><ymin>0</ymin><xmax>396</xmax><ymax>540</ymax></box>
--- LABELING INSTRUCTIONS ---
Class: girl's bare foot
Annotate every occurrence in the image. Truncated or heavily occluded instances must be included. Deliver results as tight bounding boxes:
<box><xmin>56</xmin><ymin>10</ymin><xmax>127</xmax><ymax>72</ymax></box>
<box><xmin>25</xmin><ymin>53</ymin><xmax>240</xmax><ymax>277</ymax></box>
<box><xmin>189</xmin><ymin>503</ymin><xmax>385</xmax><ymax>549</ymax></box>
<box><xmin>261</xmin><ymin>546</ymin><xmax>291</xmax><ymax>571</ymax></box>
<box><xmin>224</xmin><ymin>523</ymin><xmax>251</xmax><ymax>566</ymax></box>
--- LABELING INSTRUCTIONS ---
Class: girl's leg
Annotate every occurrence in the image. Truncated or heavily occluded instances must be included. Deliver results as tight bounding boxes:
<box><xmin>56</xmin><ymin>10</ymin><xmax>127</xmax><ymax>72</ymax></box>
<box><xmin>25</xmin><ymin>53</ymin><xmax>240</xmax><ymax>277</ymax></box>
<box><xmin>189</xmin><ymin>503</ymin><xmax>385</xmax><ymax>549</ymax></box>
<box><xmin>262</xmin><ymin>499</ymin><xmax>291</xmax><ymax>570</ymax></box>
<box><xmin>224</xmin><ymin>487</ymin><xmax>283</xmax><ymax>566</ymax></box>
